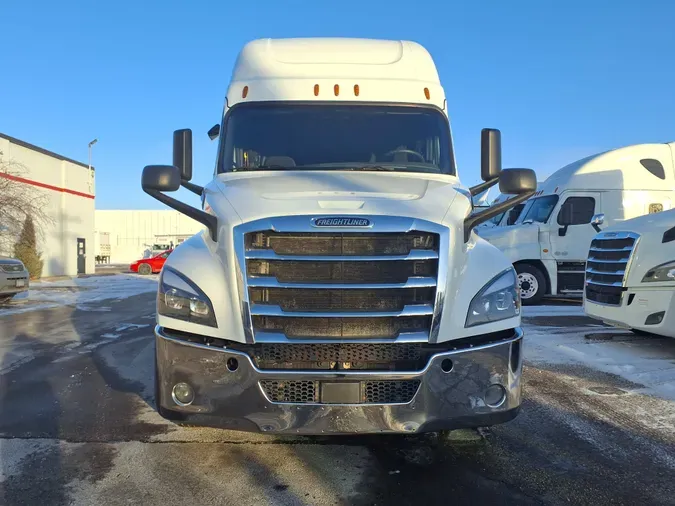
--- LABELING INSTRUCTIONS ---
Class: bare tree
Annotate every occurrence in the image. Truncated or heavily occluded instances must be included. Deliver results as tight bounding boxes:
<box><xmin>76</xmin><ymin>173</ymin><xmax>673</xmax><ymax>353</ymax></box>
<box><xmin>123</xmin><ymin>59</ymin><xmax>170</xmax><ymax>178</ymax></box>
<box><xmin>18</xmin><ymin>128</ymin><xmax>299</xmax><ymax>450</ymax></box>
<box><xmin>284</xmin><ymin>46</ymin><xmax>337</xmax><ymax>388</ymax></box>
<box><xmin>0</xmin><ymin>157</ymin><xmax>53</xmax><ymax>257</ymax></box>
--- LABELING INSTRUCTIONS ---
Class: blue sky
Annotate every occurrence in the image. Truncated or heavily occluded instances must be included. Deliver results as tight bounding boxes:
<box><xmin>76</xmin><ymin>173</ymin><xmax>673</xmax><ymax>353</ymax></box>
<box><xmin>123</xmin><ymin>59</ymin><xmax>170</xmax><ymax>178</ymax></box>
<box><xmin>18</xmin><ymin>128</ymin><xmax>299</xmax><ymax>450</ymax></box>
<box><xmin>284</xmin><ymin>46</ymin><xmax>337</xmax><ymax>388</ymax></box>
<box><xmin>2</xmin><ymin>1</ymin><xmax>674</xmax><ymax>209</ymax></box>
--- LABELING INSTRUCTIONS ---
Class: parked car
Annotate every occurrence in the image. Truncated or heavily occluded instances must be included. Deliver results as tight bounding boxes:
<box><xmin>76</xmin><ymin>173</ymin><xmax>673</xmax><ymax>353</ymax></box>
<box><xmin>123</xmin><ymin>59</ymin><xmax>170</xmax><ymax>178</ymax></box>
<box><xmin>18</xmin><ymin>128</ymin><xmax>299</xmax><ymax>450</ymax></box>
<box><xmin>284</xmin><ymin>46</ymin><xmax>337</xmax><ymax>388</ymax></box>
<box><xmin>130</xmin><ymin>249</ymin><xmax>172</xmax><ymax>275</ymax></box>
<box><xmin>0</xmin><ymin>256</ymin><xmax>29</xmax><ymax>303</ymax></box>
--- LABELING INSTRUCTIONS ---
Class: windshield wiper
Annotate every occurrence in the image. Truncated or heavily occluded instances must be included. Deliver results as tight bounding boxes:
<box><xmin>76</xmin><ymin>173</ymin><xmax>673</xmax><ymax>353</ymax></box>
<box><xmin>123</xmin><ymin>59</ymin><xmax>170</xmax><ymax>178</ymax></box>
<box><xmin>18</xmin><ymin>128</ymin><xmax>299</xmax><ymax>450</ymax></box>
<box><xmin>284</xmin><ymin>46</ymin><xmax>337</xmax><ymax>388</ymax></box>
<box><xmin>232</xmin><ymin>165</ymin><xmax>290</xmax><ymax>172</ymax></box>
<box><xmin>345</xmin><ymin>165</ymin><xmax>399</xmax><ymax>171</ymax></box>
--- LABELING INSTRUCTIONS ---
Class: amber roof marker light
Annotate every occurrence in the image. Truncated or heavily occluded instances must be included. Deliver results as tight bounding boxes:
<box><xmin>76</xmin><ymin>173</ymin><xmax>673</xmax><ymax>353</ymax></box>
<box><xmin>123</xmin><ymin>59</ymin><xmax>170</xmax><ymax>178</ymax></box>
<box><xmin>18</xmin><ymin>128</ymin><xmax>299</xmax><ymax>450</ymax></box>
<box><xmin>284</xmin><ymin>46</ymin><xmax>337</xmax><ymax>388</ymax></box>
<box><xmin>314</xmin><ymin>84</ymin><xmax>320</xmax><ymax>96</ymax></box>
<box><xmin>242</xmin><ymin>86</ymin><xmax>249</xmax><ymax>98</ymax></box>
<box><xmin>424</xmin><ymin>87</ymin><xmax>430</xmax><ymax>100</ymax></box>
<box><xmin>334</xmin><ymin>84</ymin><xmax>340</xmax><ymax>96</ymax></box>
<box><xmin>354</xmin><ymin>84</ymin><xmax>360</xmax><ymax>96</ymax></box>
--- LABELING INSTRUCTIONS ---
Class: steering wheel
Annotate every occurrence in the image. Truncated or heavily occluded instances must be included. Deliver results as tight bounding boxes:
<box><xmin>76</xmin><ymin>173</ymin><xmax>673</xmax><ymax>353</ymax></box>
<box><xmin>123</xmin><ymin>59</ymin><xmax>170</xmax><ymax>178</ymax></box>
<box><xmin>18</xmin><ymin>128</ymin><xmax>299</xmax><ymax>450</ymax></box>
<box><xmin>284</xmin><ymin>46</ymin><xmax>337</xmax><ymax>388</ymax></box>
<box><xmin>382</xmin><ymin>149</ymin><xmax>426</xmax><ymax>163</ymax></box>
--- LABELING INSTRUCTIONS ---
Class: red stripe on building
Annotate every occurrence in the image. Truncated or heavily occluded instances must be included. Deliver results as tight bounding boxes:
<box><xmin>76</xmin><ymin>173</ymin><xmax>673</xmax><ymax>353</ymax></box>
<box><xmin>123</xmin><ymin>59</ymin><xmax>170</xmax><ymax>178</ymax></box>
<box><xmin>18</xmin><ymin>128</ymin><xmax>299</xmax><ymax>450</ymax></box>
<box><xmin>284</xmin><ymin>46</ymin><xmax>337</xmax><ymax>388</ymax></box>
<box><xmin>0</xmin><ymin>172</ymin><xmax>95</xmax><ymax>200</ymax></box>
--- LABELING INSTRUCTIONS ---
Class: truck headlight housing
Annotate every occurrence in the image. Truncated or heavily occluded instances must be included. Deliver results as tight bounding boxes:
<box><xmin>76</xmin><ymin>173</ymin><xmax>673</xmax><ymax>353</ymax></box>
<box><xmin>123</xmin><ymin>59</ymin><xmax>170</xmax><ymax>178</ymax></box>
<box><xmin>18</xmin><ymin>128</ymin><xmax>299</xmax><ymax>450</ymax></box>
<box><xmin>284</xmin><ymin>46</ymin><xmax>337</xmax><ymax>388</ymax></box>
<box><xmin>158</xmin><ymin>268</ymin><xmax>216</xmax><ymax>327</ymax></box>
<box><xmin>466</xmin><ymin>268</ymin><xmax>520</xmax><ymax>327</ymax></box>
<box><xmin>642</xmin><ymin>261</ymin><xmax>675</xmax><ymax>283</ymax></box>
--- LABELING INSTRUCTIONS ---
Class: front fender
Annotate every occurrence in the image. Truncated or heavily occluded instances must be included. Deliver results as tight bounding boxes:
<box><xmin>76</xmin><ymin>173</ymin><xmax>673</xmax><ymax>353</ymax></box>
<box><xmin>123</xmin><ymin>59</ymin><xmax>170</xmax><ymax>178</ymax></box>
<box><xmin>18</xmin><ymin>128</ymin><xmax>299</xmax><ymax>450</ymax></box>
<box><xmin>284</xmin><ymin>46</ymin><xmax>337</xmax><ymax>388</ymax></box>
<box><xmin>157</xmin><ymin>231</ymin><xmax>247</xmax><ymax>342</ymax></box>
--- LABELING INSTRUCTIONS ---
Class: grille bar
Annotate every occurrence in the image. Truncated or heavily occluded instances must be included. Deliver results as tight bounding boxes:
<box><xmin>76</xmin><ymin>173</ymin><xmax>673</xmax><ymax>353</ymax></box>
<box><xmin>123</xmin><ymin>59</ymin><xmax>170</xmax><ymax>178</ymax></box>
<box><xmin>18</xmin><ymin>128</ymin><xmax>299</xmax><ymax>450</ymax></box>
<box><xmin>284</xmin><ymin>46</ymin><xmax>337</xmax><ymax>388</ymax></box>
<box><xmin>250</xmin><ymin>303</ymin><xmax>435</xmax><ymax>318</ymax></box>
<box><xmin>259</xmin><ymin>379</ymin><xmax>420</xmax><ymax>404</ymax></box>
<box><xmin>247</xmin><ymin>276</ymin><xmax>437</xmax><ymax>289</ymax></box>
<box><xmin>245</xmin><ymin>249</ymin><xmax>439</xmax><ymax>261</ymax></box>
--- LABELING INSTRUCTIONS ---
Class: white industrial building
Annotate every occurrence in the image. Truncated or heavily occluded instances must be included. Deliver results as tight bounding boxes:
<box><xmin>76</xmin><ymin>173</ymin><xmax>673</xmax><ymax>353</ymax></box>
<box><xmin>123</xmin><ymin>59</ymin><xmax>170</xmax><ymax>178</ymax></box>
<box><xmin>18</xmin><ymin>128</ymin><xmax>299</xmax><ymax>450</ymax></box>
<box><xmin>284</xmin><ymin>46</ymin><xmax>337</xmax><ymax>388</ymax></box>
<box><xmin>94</xmin><ymin>210</ymin><xmax>203</xmax><ymax>263</ymax></box>
<box><xmin>0</xmin><ymin>133</ymin><xmax>95</xmax><ymax>277</ymax></box>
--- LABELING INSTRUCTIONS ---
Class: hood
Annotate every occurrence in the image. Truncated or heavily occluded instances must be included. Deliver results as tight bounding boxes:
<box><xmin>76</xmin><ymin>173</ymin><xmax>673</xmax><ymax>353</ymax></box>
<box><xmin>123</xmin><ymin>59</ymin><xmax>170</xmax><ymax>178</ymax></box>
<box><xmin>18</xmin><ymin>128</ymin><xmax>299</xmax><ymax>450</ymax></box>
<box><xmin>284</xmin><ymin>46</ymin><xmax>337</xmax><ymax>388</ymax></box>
<box><xmin>0</xmin><ymin>256</ymin><xmax>24</xmax><ymax>266</ymax></box>
<box><xmin>209</xmin><ymin>170</ymin><xmax>465</xmax><ymax>224</ymax></box>
<box><xmin>476</xmin><ymin>222</ymin><xmax>542</xmax><ymax>263</ymax></box>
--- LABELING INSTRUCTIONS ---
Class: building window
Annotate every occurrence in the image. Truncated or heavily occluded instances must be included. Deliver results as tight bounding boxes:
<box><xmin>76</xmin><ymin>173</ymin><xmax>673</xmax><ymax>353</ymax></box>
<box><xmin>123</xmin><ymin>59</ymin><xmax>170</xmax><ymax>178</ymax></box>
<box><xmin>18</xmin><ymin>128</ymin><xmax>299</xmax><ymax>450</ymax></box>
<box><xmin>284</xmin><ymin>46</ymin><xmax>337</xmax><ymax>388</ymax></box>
<box><xmin>557</xmin><ymin>197</ymin><xmax>596</xmax><ymax>225</ymax></box>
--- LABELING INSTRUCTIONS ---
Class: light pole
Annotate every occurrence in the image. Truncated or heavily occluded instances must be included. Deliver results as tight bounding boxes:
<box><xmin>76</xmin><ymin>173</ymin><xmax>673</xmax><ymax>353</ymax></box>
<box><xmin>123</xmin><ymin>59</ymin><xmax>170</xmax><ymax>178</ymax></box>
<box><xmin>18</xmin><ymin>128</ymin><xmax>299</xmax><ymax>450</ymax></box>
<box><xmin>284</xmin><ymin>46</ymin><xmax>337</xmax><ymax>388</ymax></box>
<box><xmin>88</xmin><ymin>138</ymin><xmax>98</xmax><ymax>171</ymax></box>
<box><xmin>88</xmin><ymin>138</ymin><xmax>98</xmax><ymax>193</ymax></box>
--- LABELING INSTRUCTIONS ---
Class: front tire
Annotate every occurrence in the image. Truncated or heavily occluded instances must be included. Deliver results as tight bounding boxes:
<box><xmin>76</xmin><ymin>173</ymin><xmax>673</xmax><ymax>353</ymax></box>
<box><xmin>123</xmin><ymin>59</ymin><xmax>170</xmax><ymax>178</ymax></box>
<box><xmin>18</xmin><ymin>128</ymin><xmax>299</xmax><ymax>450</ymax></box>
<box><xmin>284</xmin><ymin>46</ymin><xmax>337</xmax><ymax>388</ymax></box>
<box><xmin>515</xmin><ymin>264</ymin><xmax>546</xmax><ymax>305</ymax></box>
<box><xmin>138</xmin><ymin>263</ymin><xmax>153</xmax><ymax>275</ymax></box>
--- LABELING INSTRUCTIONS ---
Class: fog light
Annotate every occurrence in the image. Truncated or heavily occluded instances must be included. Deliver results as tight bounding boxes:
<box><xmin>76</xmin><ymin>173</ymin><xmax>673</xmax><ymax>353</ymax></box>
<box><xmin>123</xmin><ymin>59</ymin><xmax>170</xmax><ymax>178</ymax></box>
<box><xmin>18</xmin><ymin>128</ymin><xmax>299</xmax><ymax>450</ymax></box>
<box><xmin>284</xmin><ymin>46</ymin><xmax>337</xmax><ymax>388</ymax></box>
<box><xmin>645</xmin><ymin>311</ymin><xmax>665</xmax><ymax>325</ymax></box>
<box><xmin>484</xmin><ymin>384</ymin><xmax>506</xmax><ymax>408</ymax></box>
<box><xmin>172</xmin><ymin>382</ymin><xmax>195</xmax><ymax>406</ymax></box>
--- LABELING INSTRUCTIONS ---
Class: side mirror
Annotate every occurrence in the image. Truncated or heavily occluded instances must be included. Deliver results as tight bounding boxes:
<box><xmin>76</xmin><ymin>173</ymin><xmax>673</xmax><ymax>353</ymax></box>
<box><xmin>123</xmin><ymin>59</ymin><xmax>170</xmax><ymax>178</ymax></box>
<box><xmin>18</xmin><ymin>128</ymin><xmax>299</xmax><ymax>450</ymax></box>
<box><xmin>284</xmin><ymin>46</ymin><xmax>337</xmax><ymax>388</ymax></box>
<box><xmin>141</xmin><ymin>165</ymin><xmax>181</xmax><ymax>192</ymax></box>
<box><xmin>591</xmin><ymin>213</ymin><xmax>605</xmax><ymax>226</ymax></box>
<box><xmin>463</xmin><ymin>167</ymin><xmax>537</xmax><ymax>242</ymax></box>
<box><xmin>207</xmin><ymin>124</ymin><xmax>220</xmax><ymax>141</ymax></box>
<box><xmin>498</xmin><ymin>168</ymin><xmax>537</xmax><ymax>195</ymax></box>
<box><xmin>481</xmin><ymin>128</ymin><xmax>502</xmax><ymax>182</ymax></box>
<box><xmin>173</xmin><ymin>129</ymin><xmax>193</xmax><ymax>181</ymax></box>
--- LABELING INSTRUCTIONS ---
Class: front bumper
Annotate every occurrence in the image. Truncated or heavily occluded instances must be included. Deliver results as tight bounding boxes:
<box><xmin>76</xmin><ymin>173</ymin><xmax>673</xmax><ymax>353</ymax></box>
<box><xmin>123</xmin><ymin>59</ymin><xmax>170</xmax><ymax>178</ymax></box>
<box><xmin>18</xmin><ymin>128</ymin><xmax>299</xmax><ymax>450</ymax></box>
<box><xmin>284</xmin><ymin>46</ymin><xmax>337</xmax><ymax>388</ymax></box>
<box><xmin>155</xmin><ymin>326</ymin><xmax>523</xmax><ymax>434</ymax></box>
<box><xmin>585</xmin><ymin>287</ymin><xmax>675</xmax><ymax>338</ymax></box>
<box><xmin>0</xmin><ymin>274</ymin><xmax>29</xmax><ymax>296</ymax></box>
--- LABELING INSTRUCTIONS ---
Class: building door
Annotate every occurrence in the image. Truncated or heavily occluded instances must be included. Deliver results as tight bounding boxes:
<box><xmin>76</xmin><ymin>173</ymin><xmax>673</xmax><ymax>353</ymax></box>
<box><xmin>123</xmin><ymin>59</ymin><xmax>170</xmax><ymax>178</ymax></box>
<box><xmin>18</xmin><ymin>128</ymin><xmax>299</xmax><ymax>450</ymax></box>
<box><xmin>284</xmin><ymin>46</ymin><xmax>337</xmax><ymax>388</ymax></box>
<box><xmin>77</xmin><ymin>238</ymin><xmax>86</xmax><ymax>274</ymax></box>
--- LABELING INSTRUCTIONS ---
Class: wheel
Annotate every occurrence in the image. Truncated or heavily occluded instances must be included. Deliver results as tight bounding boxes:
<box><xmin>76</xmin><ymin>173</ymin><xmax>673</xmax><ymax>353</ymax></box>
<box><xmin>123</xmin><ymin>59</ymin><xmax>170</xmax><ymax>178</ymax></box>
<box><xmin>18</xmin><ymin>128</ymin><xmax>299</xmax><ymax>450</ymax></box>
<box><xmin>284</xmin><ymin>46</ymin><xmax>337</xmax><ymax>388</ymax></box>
<box><xmin>515</xmin><ymin>264</ymin><xmax>546</xmax><ymax>305</ymax></box>
<box><xmin>155</xmin><ymin>357</ymin><xmax>187</xmax><ymax>422</ymax></box>
<box><xmin>138</xmin><ymin>263</ymin><xmax>153</xmax><ymax>275</ymax></box>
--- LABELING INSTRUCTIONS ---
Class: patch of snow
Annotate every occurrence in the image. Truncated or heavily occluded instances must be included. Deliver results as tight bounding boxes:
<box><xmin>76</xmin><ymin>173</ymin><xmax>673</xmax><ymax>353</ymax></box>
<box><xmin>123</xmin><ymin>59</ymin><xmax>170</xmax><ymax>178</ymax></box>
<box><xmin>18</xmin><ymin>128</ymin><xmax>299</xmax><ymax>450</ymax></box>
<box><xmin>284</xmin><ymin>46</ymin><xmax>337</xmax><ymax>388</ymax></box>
<box><xmin>101</xmin><ymin>333</ymin><xmax>121</xmax><ymax>339</ymax></box>
<box><xmin>525</xmin><ymin>323</ymin><xmax>675</xmax><ymax>401</ymax></box>
<box><xmin>0</xmin><ymin>274</ymin><xmax>157</xmax><ymax>316</ymax></box>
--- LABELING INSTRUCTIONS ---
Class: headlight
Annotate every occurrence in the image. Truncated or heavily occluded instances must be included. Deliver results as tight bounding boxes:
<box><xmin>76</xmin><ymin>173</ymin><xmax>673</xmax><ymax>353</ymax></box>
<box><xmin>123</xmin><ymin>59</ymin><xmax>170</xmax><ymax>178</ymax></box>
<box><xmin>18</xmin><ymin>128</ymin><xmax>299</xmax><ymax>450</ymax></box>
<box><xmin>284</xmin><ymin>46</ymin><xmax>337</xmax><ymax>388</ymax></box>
<box><xmin>642</xmin><ymin>261</ymin><xmax>675</xmax><ymax>283</ymax></box>
<box><xmin>158</xmin><ymin>268</ymin><xmax>216</xmax><ymax>327</ymax></box>
<box><xmin>465</xmin><ymin>268</ymin><xmax>520</xmax><ymax>327</ymax></box>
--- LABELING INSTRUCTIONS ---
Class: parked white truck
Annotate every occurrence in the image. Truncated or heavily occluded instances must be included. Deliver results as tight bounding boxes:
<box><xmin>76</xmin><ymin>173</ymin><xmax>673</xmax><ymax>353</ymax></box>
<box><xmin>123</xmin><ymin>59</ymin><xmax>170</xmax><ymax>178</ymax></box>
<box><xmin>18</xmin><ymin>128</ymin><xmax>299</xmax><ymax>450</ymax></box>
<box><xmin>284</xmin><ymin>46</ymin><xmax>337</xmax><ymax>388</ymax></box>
<box><xmin>584</xmin><ymin>209</ymin><xmax>675</xmax><ymax>338</ymax></box>
<box><xmin>478</xmin><ymin>143</ymin><xmax>675</xmax><ymax>304</ymax></box>
<box><xmin>141</xmin><ymin>38</ymin><xmax>536</xmax><ymax>434</ymax></box>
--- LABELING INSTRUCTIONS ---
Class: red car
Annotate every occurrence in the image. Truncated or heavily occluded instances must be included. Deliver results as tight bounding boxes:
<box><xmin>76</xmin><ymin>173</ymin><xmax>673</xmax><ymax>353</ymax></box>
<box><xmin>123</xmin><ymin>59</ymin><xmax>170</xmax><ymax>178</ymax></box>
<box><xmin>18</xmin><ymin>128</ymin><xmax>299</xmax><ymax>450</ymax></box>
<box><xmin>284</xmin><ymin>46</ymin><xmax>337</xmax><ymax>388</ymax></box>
<box><xmin>130</xmin><ymin>250</ymin><xmax>172</xmax><ymax>275</ymax></box>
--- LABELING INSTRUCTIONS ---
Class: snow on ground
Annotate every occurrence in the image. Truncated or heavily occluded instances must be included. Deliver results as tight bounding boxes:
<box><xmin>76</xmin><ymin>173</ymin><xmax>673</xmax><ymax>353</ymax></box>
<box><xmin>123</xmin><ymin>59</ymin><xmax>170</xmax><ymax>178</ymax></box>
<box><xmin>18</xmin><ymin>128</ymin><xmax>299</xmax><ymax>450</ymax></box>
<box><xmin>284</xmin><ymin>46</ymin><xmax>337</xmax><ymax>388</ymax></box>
<box><xmin>525</xmin><ymin>322</ymin><xmax>675</xmax><ymax>401</ymax></box>
<box><xmin>0</xmin><ymin>274</ymin><xmax>158</xmax><ymax>316</ymax></box>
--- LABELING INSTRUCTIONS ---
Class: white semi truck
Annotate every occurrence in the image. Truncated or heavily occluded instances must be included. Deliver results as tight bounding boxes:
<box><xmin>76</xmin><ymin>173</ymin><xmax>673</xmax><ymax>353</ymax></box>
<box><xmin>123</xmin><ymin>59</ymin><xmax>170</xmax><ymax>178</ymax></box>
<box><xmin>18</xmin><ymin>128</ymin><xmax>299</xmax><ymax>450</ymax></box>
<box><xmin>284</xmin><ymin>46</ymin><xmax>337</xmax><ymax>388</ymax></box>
<box><xmin>479</xmin><ymin>143</ymin><xmax>675</xmax><ymax>304</ymax></box>
<box><xmin>141</xmin><ymin>38</ymin><xmax>535</xmax><ymax>434</ymax></box>
<box><xmin>584</xmin><ymin>209</ymin><xmax>675</xmax><ymax>338</ymax></box>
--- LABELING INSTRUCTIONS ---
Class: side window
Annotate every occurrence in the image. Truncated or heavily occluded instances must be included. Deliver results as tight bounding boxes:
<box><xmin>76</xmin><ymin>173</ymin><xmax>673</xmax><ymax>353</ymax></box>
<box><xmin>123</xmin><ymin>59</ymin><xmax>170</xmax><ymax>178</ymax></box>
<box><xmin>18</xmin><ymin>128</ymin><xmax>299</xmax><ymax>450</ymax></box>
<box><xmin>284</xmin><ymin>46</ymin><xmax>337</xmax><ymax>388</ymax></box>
<box><xmin>557</xmin><ymin>197</ymin><xmax>595</xmax><ymax>225</ymax></box>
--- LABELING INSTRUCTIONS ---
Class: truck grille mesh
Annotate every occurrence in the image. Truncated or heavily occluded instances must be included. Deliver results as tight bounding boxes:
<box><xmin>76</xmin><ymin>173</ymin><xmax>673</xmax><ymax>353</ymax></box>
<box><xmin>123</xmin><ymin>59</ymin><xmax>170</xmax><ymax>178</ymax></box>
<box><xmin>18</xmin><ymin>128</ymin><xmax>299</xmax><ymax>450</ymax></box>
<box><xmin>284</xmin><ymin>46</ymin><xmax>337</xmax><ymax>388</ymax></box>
<box><xmin>249</xmin><ymin>287</ymin><xmax>436</xmax><ymax>312</ymax></box>
<box><xmin>585</xmin><ymin>232</ymin><xmax>639</xmax><ymax>306</ymax></box>
<box><xmin>227</xmin><ymin>342</ymin><xmax>441</xmax><ymax>370</ymax></box>
<box><xmin>246</xmin><ymin>231</ymin><xmax>438</xmax><ymax>256</ymax></box>
<box><xmin>252</xmin><ymin>315</ymin><xmax>431</xmax><ymax>339</ymax></box>
<box><xmin>247</xmin><ymin>259</ymin><xmax>437</xmax><ymax>283</ymax></box>
<box><xmin>259</xmin><ymin>380</ymin><xmax>420</xmax><ymax>404</ymax></box>
<box><xmin>244</xmin><ymin>229</ymin><xmax>441</xmax><ymax>339</ymax></box>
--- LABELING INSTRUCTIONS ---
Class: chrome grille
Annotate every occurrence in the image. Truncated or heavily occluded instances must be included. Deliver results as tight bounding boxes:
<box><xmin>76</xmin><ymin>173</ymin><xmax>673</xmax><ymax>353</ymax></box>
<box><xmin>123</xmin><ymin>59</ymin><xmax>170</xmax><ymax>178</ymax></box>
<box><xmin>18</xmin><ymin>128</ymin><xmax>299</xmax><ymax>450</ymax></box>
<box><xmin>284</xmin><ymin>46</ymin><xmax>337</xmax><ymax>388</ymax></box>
<box><xmin>237</xmin><ymin>217</ymin><xmax>446</xmax><ymax>342</ymax></box>
<box><xmin>585</xmin><ymin>232</ymin><xmax>639</xmax><ymax>306</ymax></box>
<box><xmin>259</xmin><ymin>379</ymin><xmax>420</xmax><ymax>404</ymax></box>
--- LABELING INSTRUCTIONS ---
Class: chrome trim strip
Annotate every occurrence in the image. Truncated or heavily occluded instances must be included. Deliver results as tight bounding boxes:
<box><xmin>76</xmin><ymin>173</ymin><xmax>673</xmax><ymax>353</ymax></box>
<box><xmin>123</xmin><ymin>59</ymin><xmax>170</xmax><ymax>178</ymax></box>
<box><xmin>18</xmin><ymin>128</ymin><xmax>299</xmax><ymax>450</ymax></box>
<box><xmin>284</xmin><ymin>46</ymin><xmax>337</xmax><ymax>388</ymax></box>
<box><xmin>586</xmin><ymin>268</ymin><xmax>625</xmax><ymax>276</ymax></box>
<box><xmin>234</xmin><ymin>215</ymin><xmax>449</xmax><ymax>343</ymax></box>
<box><xmin>589</xmin><ymin>246</ymin><xmax>632</xmax><ymax>252</ymax></box>
<box><xmin>588</xmin><ymin>257</ymin><xmax>627</xmax><ymax>263</ymax></box>
<box><xmin>586</xmin><ymin>280</ymin><xmax>623</xmax><ymax>287</ymax></box>
<box><xmin>249</xmin><ymin>303</ymin><xmax>435</xmax><ymax>318</ymax></box>
<box><xmin>156</xmin><ymin>325</ymin><xmax>523</xmax><ymax>379</ymax></box>
<box><xmin>251</xmin><ymin>330</ymin><xmax>430</xmax><ymax>344</ymax></box>
<box><xmin>247</xmin><ymin>276</ymin><xmax>437</xmax><ymax>289</ymax></box>
<box><xmin>245</xmin><ymin>249</ymin><xmax>439</xmax><ymax>261</ymax></box>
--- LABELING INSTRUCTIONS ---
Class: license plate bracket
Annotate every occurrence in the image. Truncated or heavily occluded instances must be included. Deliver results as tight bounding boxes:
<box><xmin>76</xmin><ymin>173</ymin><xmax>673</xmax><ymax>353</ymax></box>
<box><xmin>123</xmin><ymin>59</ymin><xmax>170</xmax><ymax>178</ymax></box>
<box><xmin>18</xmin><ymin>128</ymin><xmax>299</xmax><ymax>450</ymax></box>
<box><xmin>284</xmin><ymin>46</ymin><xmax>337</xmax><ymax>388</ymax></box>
<box><xmin>320</xmin><ymin>382</ymin><xmax>361</xmax><ymax>404</ymax></box>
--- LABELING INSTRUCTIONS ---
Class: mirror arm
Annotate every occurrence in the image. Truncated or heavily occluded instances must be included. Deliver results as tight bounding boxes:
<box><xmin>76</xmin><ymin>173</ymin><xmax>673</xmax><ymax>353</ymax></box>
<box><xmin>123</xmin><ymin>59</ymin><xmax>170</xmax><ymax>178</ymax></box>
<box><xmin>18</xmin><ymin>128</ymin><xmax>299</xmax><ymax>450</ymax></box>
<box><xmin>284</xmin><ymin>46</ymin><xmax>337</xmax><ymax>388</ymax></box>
<box><xmin>463</xmin><ymin>189</ymin><xmax>535</xmax><ymax>242</ymax></box>
<box><xmin>181</xmin><ymin>180</ymin><xmax>204</xmax><ymax>196</ymax></box>
<box><xmin>143</xmin><ymin>188</ymin><xmax>217</xmax><ymax>241</ymax></box>
<box><xmin>468</xmin><ymin>177</ymin><xmax>500</xmax><ymax>197</ymax></box>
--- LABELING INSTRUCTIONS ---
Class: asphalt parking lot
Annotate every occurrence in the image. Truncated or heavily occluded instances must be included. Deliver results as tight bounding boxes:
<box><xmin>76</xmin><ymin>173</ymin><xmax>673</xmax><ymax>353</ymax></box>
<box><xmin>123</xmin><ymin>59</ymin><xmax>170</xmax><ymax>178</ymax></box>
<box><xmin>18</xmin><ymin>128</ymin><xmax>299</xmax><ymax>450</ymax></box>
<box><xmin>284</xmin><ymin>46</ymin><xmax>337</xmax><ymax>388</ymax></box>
<box><xmin>1</xmin><ymin>275</ymin><xmax>675</xmax><ymax>505</ymax></box>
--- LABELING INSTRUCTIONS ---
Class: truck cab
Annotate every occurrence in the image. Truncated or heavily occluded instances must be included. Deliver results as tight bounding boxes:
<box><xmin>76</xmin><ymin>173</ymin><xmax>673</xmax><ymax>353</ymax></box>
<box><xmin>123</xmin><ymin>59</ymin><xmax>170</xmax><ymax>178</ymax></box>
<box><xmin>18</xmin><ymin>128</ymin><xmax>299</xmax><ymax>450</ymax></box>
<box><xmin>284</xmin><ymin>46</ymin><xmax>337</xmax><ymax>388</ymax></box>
<box><xmin>584</xmin><ymin>209</ymin><xmax>675</xmax><ymax>338</ymax></box>
<box><xmin>479</xmin><ymin>144</ymin><xmax>675</xmax><ymax>304</ymax></box>
<box><xmin>140</xmin><ymin>38</ymin><xmax>535</xmax><ymax>434</ymax></box>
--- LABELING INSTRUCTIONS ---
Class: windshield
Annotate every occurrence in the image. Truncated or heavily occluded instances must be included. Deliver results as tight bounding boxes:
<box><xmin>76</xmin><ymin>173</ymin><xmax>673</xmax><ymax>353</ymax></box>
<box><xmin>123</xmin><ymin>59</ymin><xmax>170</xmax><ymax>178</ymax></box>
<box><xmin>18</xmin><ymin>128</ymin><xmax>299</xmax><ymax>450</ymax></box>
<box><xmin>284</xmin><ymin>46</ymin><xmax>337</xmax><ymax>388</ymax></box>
<box><xmin>487</xmin><ymin>212</ymin><xmax>506</xmax><ymax>226</ymax></box>
<box><xmin>217</xmin><ymin>104</ymin><xmax>455</xmax><ymax>174</ymax></box>
<box><xmin>522</xmin><ymin>195</ymin><xmax>559</xmax><ymax>223</ymax></box>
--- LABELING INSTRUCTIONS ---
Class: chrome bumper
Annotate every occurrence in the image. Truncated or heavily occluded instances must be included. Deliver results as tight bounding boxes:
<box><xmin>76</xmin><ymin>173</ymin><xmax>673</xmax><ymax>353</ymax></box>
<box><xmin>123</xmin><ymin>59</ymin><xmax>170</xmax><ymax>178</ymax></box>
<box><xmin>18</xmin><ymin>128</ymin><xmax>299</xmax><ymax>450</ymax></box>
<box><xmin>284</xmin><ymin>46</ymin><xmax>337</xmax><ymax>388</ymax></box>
<box><xmin>155</xmin><ymin>326</ymin><xmax>523</xmax><ymax>434</ymax></box>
